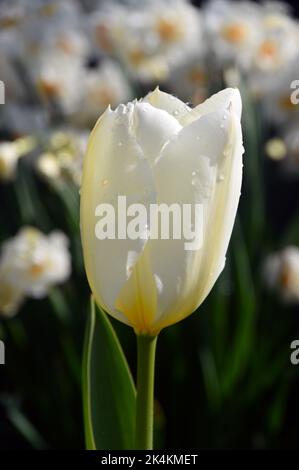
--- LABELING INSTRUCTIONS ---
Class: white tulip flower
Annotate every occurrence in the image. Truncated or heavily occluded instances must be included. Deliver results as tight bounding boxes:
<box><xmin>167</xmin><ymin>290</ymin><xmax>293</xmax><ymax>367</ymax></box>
<box><xmin>80</xmin><ymin>88</ymin><xmax>243</xmax><ymax>335</ymax></box>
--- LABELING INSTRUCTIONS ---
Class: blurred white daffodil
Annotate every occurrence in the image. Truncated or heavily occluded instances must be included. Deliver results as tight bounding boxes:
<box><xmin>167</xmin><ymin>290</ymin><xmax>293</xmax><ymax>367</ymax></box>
<box><xmin>80</xmin><ymin>87</ymin><xmax>243</xmax><ymax>334</ymax></box>
<box><xmin>0</xmin><ymin>227</ymin><xmax>71</xmax><ymax>317</ymax></box>
<box><xmin>91</xmin><ymin>0</ymin><xmax>203</xmax><ymax>82</ymax></box>
<box><xmin>36</xmin><ymin>129</ymin><xmax>88</xmax><ymax>186</ymax></box>
<box><xmin>257</xmin><ymin>63</ymin><xmax>299</xmax><ymax>125</ymax></box>
<box><xmin>0</xmin><ymin>137</ymin><xmax>36</xmax><ymax>181</ymax></box>
<box><xmin>264</xmin><ymin>247</ymin><xmax>299</xmax><ymax>303</ymax></box>
<box><xmin>204</xmin><ymin>0</ymin><xmax>262</xmax><ymax>71</ymax></box>
<box><xmin>276</xmin><ymin>122</ymin><xmax>299</xmax><ymax>174</ymax></box>
<box><xmin>167</xmin><ymin>54</ymin><xmax>209</xmax><ymax>105</ymax></box>
<box><xmin>0</xmin><ymin>271</ymin><xmax>25</xmax><ymax>317</ymax></box>
<box><xmin>32</xmin><ymin>51</ymin><xmax>84</xmax><ymax>116</ymax></box>
<box><xmin>253</xmin><ymin>2</ymin><xmax>299</xmax><ymax>73</ymax></box>
<box><xmin>71</xmin><ymin>59</ymin><xmax>132</xmax><ymax>128</ymax></box>
<box><xmin>0</xmin><ymin>142</ymin><xmax>21</xmax><ymax>181</ymax></box>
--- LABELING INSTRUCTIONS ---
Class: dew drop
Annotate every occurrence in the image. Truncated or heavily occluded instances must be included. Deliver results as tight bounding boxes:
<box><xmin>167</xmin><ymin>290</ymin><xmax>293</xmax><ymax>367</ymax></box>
<box><xmin>102</xmin><ymin>178</ymin><xmax>109</xmax><ymax>186</ymax></box>
<box><xmin>118</xmin><ymin>142</ymin><xmax>123</xmax><ymax>147</ymax></box>
<box><xmin>218</xmin><ymin>174</ymin><xmax>225</xmax><ymax>182</ymax></box>
<box><xmin>119</xmin><ymin>104</ymin><xmax>126</xmax><ymax>114</ymax></box>
<box><xmin>173</xmin><ymin>109</ymin><xmax>179</xmax><ymax>116</ymax></box>
<box><xmin>220</xmin><ymin>123</ymin><xmax>225</xmax><ymax>129</ymax></box>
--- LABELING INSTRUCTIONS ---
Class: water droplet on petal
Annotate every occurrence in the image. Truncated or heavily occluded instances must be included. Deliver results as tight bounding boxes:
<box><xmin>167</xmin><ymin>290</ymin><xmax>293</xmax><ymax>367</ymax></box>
<box><xmin>154</xmin><ymin>274</ymin><xmax>163</xmax><ymax>294</ymax></box>
<box><xmin>173</xmin><ymin>109</ymin><xmax>179</xmax><ymax>116</ymax></box>
<box><xmin>118</xmin><ymin>104</ymin><xmax>126</xmax><ymax>114</ymax></box>
<box><xmin>102</xmin><ymin>178</ymin><xmax>109</xmax><ymax>186</ymax></box>
<box><xmin>218</xmin><ymin>174</ymin><xmax>225</xmax><ymax>182</ymax></box>
<box><xmin>118</xmin><ymin>142</ymin><xmax>123</xmax><ymax>147</ymax></box>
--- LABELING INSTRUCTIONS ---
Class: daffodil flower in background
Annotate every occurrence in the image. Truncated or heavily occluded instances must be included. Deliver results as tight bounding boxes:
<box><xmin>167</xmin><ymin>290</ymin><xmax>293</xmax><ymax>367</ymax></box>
<box><xmin>264</xmin><ymin>247</ymin><xmax>299</xmax><ymax>303</ymax></box>
<box><xmin>0</xmin><ymin>137</ymin><xmax>36</xmax><ymax>181</ymax></box>
<box><xmin>0</xmin><ymin>227</ymin><xmax>71</xmax><ymax>317</ymax></box>
<box><xmin>35</xmin><ymin>129</ymin><xmax>89</xmax><ymax>187</ymax></box>
<box><xmin>80</xmin><ymin>87</ymin><xmax>243</xmax><ymax>449</ymax></box>
<box><xmin>90</xmin><ymin>0</ymin><xmax>203</xmax><ymax>82</ymax></box>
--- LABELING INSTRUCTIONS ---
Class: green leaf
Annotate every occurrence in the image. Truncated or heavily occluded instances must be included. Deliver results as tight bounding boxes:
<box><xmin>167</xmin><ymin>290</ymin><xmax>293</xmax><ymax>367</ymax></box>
<box><xmin>1</xmin><ymin>398</ymin><xmax>46</xmax><ymax>449</ymax></box>
<box><xmin>82</xmin><ymin>297</ymin><xmax>136</xmax><ymax>450</ymax></box>
<box><xmin>221</xmin><ymin>218</ymin><xmax>256</xmax><ymax>396</ymax></box>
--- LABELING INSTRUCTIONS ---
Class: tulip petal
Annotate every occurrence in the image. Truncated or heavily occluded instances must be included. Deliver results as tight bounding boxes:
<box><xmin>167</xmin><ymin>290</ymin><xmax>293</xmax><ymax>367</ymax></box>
<box><xmin>146</xmin><ymin>104</ymin><xmax>243</xmax><ymax>331</ymax></box>
<box><xmin>115</xmin><ymin>243</ymin><xmax>158</xmax><ymax>333</ymax></box>
<box><xmin>133</xmin><ymin>102</ymin><xmax>182</xmax><ymax>165</ymax></box>
<box><xmin>142</xmin><ymin>87</ymin><xmax>191</xmax><ymax>122</ymax></box>
<box><xmin>80</xmin><ymin>105</ymin><xmax>157</xmax><ymax>326</ymax></box>
<box><xmin>180</xmin><ymin>88</ymin><xmax>242</xmax><ymax>126</ymax></box>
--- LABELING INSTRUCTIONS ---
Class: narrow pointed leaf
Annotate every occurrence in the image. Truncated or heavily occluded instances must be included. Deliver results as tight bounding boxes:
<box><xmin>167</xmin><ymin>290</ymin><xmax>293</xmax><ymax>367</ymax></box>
<box><xmin>82</xmin><ymin>297</ymin><xmax>136</xmax><ymax>450</ymax></box>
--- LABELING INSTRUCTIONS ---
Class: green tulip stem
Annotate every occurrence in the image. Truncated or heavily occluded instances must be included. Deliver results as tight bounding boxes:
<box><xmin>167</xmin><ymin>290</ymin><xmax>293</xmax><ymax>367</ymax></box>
<box><xmin>135</xmin><ymin>334</ymin><xmax>158</xmax><ymax>450</ymax></box>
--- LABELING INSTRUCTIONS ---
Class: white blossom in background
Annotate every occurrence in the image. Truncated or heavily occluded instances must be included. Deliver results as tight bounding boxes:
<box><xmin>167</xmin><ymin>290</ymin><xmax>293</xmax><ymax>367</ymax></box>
<box><xmin>90</xmin><ymin>0</ymin><xmax>203</xmax><ymax>82</ymax></box>
<box><xmin>265</xmin><ymin>137</ymin><xmax>287</xmax><ymax>161</ymax></box>
<box><xmin>71</xmin><ymin>59</ymin><xmax>132</xmax><ymax>127</ymax></box>
<box><xmin>24</xmin><ymin>27</ymin><xmax>89</xmax><ymax>64</ymax></box>
<box><xmin>0</xmin><ymin>1</ymin><xmax>24</xmax><ymax>58</ymax></box>
<box><xmin>203</xmin><ymin>0</ymin><xmax>262</xmax><ymax>71</ymax></box>
<box><xmin>36</xmin><ymin>129</ymin><xmax>89</xmax><ymax>186</ymax></box>
<box><xmin>278</xmin><ymin>122</ymin><xmax>299</xmax><ymax>174</ymax></box>
<box><xmin>30</xmin><ymin>51</ymin><xmax>84</xmax><ymax>116</ymax></box>
<box><xmin>253</xmin><ymin>2</ymin><xmax>299</xmax><ymax>73</ymax></box>
<box><xmin>0</xmin><ymin>270</ymin><xmax>25</xmax><ymax>317</ymax></box>
<box><xmin>0</xmin><ymin>137</ymin><xmax>36</xmax><ymax>181</ymax></box>
<box><xmin>36</xmin><ymin>152</ymin><xmax>61</xmax><ymax>181</ymax></box>
<box><xmin>257</xmin><ymin>62</ymin><xmax>299</xmax><ymax>125</ymax></box>
<box><xmin>248</xmin><ymin>3</ymin><xmax>299</xmax><ymax>100</ymax></box>
<box><xmin>0</xmin><ymin>227</ymin><xmax>71</xmax><ymax>317</ymax></box>
<box><xmin>20</xmin><ymin>3</ymin><xmax>87</xmax><ymax>117</ymax></box>
<box><xmin>30</xmin><ymin>50</ymin><xmax>132</xmax><ymax>124</ymax></box>
<box><xmin>21</xmin><ymin>6</ymin><xmax>89</xmax><ymax>65</ymax></box>
<box><xmin>167</xmin><ymin>54</ymin><xmax>209</xmax><ymax>105</ymax></box>
<box><xmin>264</xmin><ymin>247</ymin><xmax>299</xmax><ymax>303</ymax></box>
<box><xmin>0</xmin><ymin>142</ymin><xmax>22</xmax><ymax>181</ymax></box>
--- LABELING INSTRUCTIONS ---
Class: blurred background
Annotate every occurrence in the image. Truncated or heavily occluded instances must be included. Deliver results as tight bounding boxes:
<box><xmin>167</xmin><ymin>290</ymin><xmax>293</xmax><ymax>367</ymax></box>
<box><xmin>1</xmin><ymin>0</ymin><xmax>299</xmax><ymax>449</ymax></box>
